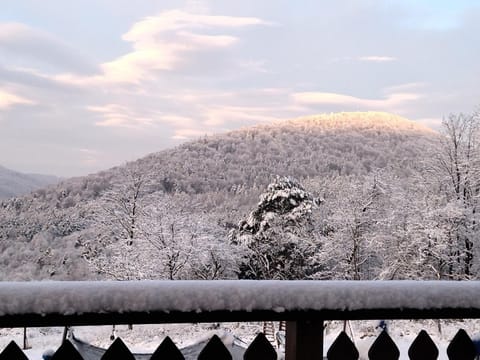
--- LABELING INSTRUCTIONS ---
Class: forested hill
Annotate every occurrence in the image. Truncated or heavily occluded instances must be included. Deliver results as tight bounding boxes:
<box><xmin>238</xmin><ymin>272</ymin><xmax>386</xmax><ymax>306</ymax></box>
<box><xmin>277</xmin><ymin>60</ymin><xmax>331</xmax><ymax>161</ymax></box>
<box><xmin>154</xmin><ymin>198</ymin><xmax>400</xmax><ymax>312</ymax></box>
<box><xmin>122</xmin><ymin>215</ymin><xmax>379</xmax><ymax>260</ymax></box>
<box><xmin>0</xmin><ymin>165</ymin><xmax>60</xmax><ymax>199</ymax></box>
<box><xmin>137</xmin><ymin>111</ymin><xmax>437</xmax><ymax>194</ymax></box>
<box><xmin>0</xmin><ymin>112</ymin><xmax>440</xmax><ymax>280</ymax></box>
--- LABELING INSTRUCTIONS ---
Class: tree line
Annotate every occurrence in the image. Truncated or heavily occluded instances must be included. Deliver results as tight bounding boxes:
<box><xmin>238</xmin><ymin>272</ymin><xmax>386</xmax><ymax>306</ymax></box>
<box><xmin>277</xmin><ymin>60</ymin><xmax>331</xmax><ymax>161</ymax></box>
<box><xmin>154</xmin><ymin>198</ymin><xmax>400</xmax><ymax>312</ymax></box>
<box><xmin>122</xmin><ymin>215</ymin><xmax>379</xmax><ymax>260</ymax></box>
<box><xmin>85</xmin><ymin>111</ymin><xmax>480</xmax><ymax>281</ymax></box>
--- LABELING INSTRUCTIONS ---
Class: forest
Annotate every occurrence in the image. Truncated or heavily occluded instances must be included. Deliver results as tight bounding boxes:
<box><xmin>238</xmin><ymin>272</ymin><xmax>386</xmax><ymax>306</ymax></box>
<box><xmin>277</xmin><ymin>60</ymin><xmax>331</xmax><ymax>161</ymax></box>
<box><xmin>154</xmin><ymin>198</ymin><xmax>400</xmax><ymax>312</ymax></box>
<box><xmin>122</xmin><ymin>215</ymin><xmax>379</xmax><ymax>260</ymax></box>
<box><xmin>0</xmin><ymin>111</ymin><xmax>478</xmax><ymax>282</ymax></box>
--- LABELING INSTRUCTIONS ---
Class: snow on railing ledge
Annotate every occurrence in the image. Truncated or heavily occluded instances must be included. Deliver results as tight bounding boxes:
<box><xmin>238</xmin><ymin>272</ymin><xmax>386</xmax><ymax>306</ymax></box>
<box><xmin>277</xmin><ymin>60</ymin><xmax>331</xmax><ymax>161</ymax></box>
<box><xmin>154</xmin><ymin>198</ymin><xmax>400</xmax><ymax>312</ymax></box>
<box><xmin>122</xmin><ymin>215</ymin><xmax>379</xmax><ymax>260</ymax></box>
<box><xmin>1</xmin><ymin>280</ymin><xmax>480</xmax><ymax>327</ymax></box>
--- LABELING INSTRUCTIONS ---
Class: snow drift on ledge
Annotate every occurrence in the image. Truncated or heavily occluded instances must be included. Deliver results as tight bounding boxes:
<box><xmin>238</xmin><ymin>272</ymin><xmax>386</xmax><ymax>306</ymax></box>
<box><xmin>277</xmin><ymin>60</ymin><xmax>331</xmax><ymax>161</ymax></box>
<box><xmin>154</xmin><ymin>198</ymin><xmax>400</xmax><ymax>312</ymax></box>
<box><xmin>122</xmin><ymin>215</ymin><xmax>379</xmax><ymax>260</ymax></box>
<box><xmin>0</xmin><ymin>280</ymin><xmax>479</xmax><ymax>316</ymax></box>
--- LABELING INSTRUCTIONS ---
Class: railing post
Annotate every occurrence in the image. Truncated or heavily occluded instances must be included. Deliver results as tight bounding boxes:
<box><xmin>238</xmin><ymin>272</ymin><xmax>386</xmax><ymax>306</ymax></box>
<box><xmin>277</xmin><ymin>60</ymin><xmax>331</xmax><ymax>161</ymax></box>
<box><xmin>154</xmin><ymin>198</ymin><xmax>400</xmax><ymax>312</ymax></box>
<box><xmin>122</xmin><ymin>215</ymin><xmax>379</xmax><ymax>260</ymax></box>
<box><xmin>62</xmin><ymin>326</ymin><xmax>69</xmax><ymax>344</ymax></box>
<box><xmin>285</xmin><ymin>320</ymin><xmax>323</xmax><ymax>360</ymax></box>
<box><xmin>23</xmin><ymin>327</ymin><xmax>31</xmax><ymax>350</ymax></box>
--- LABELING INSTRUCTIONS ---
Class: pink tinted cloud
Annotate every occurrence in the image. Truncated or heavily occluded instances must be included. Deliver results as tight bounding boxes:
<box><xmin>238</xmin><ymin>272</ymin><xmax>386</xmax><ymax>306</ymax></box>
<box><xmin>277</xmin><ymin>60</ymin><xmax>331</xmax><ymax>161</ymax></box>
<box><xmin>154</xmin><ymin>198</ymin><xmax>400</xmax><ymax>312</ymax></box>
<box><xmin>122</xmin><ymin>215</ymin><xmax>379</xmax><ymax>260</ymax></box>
<box><xmin>57</xmin><ymin>10</ymin><xmax>269</xmax><ymax>86</ymax></box>
<box><xmin>292</xmin><ymin>91</ymin><xmax>422</xmax><ymax>110</ymax></box>
<box><xmin>0</xmin><ymin>89</ymin><xmax>35</xmax><ymax>109</ymax></box>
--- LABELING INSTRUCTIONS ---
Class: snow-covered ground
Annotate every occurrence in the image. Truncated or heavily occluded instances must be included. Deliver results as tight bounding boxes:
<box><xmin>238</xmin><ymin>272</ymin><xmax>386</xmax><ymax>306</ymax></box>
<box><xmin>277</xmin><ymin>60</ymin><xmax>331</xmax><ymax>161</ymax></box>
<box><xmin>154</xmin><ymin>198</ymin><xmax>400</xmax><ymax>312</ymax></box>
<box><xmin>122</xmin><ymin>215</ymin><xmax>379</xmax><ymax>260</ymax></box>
<box><xmin>1</xmin><ymin>320</ymin><xmax>479</xmax><ymax>359</ymax></box>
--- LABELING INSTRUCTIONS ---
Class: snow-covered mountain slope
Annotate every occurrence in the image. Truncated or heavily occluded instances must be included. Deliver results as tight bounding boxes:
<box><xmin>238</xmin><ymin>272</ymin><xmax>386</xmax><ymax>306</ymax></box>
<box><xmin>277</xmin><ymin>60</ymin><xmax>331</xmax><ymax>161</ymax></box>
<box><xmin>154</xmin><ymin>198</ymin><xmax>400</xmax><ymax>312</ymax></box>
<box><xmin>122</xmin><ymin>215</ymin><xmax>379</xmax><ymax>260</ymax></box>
<box><xmin>0</xmin><ymin>112</ymin><xmax>440</xmax><ymax>280</ymax></box>
<box><xmin>136</xmin><ymin>111</ymin><xmax>438</xmax><ymax>194</ymax></box>
<box><xmin>0</xmin><ymin>165</ymin><xmax>59</xmax><ymax>199</ymax></box>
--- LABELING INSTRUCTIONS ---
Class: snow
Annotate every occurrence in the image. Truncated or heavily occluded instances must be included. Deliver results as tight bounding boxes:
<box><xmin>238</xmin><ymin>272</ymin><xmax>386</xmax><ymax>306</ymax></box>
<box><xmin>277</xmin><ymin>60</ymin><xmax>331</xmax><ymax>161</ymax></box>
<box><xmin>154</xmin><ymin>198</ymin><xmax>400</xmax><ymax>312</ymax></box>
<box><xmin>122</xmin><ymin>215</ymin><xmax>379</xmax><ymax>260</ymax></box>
<box><xmin>1</xmin><ymin>320</ymin><xmax>480</xmax><ymax>360</ymax></box>
<box><xmin>1</xmin><ymin>280</ymin><xmax>480</xmax><ymax>318</ymax></box>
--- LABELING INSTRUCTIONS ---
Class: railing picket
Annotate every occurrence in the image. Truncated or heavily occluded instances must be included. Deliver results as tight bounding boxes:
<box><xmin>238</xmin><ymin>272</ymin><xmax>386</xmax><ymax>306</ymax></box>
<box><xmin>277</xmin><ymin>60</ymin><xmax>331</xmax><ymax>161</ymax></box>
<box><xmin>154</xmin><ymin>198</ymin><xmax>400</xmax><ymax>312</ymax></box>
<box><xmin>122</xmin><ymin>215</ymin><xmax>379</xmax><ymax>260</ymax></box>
<box><xmin>0</xmin><ymin>340</ymin><xmax>28</xmax><ymax>360</ymax></box>
<box><xmin>197</xmin><ymin>334</ymin><xmax>232</xmax><ymax>360</ymax></box>
<box><xmin>408</xmin><ymin>330</ymin><xmax>438</xmax><ymax>360</ymax></box>
<box><xmin>150</xmin><ymin>336</ymin><xmax>185</xmax><ymax>360</ymax></box>
<box><xmin>51</xmin><ymin>340</ymin><xmax>84</xmax><ymax>360</ymax></box>
<box><xmin>368</xmin><ymin>330</ymin><xmax>400</xmax><ymax>360</ymax></box>
<box><xmin>327</xmin><ymin>331</ymin><xmax>359</xmax><ymax>360</ymax></box>
<box><xmin>446</xmin><ymin>329</ymin><xmax>477</xmax><ymax>360</ymax></box>
<box><xmin>243</xmin><ymin>333</ymin><xmax>277</xmax><ymax>360</ymax></box>
<box><xmin>101</xmin><ymin>337</ymin><xmax>135</xmax><ymax>360</ymax></box>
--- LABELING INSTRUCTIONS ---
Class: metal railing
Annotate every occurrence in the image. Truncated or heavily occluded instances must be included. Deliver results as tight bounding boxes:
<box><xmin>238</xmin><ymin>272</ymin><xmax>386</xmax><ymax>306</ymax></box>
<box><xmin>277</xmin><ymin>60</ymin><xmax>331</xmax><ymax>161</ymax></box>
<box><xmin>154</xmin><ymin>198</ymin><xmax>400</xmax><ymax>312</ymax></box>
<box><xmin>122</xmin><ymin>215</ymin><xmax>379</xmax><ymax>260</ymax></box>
<box><xmin>1</xmin><ymin>280</ymin><xmax>480</xmax><ymax>359</ymax></box>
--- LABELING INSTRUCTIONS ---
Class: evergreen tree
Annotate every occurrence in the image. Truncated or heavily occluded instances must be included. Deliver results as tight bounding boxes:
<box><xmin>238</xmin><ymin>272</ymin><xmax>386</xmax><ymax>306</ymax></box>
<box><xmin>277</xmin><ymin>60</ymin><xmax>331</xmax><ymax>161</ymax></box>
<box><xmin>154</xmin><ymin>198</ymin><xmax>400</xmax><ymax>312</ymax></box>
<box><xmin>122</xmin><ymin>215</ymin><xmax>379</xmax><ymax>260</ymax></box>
<box><xmin>231</xmin><ymin>176</ymin><xmax>321</xmax><ymax>279</ymax></box>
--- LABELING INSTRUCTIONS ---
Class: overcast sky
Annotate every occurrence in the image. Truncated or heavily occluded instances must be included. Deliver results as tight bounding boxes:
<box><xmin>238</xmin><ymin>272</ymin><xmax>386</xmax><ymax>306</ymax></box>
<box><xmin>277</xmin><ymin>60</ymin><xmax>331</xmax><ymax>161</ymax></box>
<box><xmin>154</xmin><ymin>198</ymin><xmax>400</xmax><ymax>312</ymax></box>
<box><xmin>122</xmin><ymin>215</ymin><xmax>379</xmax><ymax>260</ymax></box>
<box><xmin>1</xmin><ymin>0</ymin><xmax>479</xmax><ymax>177</ymax></box>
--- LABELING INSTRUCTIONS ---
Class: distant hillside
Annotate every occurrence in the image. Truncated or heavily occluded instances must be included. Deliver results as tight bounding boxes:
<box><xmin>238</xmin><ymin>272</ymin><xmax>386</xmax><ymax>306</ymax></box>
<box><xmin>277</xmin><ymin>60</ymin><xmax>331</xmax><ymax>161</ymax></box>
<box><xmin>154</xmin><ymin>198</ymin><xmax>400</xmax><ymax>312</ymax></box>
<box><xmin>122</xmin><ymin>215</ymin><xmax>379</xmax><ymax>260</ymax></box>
<box><xmin>0</xmin><ymin>112</ymin><xmax>441</xmax><ymax>280</ymax></box>
<box><xmin>136</xmin><ymin>111</ymin><xmax>438</xmax><ymax>193</ymax></box>
<box><xmin>0</xmin><ymin>165</ymin><xmax>60</xmax><ymax>199</ymax></box>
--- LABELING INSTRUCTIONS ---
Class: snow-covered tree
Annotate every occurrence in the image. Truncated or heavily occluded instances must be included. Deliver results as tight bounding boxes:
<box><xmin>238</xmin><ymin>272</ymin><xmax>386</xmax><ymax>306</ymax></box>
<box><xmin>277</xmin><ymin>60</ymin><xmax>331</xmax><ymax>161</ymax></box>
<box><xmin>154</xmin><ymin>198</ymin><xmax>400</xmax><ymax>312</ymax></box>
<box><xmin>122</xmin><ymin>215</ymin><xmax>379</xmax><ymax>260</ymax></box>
<box><xmin>429</xmin><ymin>112</ymin><xmax>480</xmax><ymax>278</ymax></box>
<box><xmin>230</xmin><ymin>176</ymin><xmax>321</xmax><ymax>280</ymax></box>
<box><xmin>83</xmin><ymin>191</ymin><xmax>237</xmax><ymax>280</ymax></box>
<box><xmin>311</xmin><ymin>174</ymin><xmax>387</xmax><ymax>280</ymax></box>
<box><xmin>102</xmin><ymin>165</ymin><xmax>148</xmax><ymax>246</ymax></box>
<box><xmin>375</xmin><ymin>176</ymin><xmax>447</xmax><ymax>280</ymax></box>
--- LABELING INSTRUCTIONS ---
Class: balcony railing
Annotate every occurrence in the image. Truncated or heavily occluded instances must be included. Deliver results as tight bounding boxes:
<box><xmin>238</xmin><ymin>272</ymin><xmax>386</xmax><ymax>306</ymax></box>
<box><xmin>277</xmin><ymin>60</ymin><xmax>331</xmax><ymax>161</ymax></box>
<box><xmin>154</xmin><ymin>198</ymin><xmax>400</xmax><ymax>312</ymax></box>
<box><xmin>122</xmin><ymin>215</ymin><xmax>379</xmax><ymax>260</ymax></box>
<box><xmin>1</xmin><ymin>280</ymin><xmax>480</xmax><ymax>359</ymax></box>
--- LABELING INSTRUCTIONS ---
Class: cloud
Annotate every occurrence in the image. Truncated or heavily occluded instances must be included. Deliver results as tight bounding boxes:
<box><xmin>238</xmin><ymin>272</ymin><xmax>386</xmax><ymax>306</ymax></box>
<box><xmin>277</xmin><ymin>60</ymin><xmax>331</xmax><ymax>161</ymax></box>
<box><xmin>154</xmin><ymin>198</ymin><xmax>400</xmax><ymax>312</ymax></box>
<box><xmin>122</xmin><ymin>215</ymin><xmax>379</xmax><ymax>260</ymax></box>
<box><xmin>330</xmin><ymin>55</ymin><xmax>397</xmax><ymax>64</ymax></box>
<box><xmin>148</xmin><ymin>104</ymin><xmax>286</xmax><ymax>141</ymax></box>
<box><xmin>0</xmin><ymin>65</ymin><xmax>79</xmax><ymax>92</ymax></box>
<box><xmin>384</xmin><ymin>82</ymin><xmax>427</xmax><ymax>92</ymax></box>
<box><xmin>172</xmin><ymin>128</ymin><xmax>212</xmax><ymax>140</ymax></box>
<box><xmin>203</xmin><ymin>105</ymin><xmax>282</xmax><ymax>127</ymax></box>
<box><xmin>0</xmin><ymin>22</ymin><xmax>97</xmax><ymax>75</ymax></box>
<box><xmin>123</xmin><ymin>10</ymin><xmax>268</xmax><ymax>37</ymax></box>
<box><xmin>149</xmin><ymin>90</ymin><xmax>301</xmax><ymax>140</ymax></box>
<box><xmin>238</xmin><ymin>59</ymin><xmax>269</xmax><ymax>73</ymax></box>
<box><xmin>160</xmin><ymin>114</ymin><xmax>197</xmax><ymax>127</ymax></box>
<box><xmin>292</xmin><ymin>91</ymin><xmax>422</xmax><ymax>111</ymax></box>
<box><xmin>87</xmin><ymin>104</ymin><xmax>154</xmax><ymax>128</ymax></box>
<box><xmin>156</xmin><ymin>114</ymin><xmax>219</xmax><ymax>140</ymax></box>
<box><xmin>178</xmin><ymin>31</ymin><xmax>237</xmax><ymax>47</ymax></box>
<box><xmin>5</xmin><ymin>1</ymin><xmax>479</xmax><ymax>177</ymax></box>
<box><xmin>415</xmin><ymin>117</ymin><xmax>443</xmax><ymax>129</ymax></box>
<box><xmin>114</xmin><ymin>10</ymin><xmax>268</xmax><ymax>80</ymax></box>
<box><xmin>0</xmin><ymin>89</ymin><xmax>35</xmax><ymax>109</ymax></box>
<box><xmin>58</xmin><ymin>10</ymin><xmax>268</xmax><ymax>85</ymax></box>
<box><xmin>159</xmin><ymin>114</ymin><xmax>205</xmax><ymax>140</ymax></box>
<box><xmin>358</xmin><ymin>56</ymin><xmax>397</xmax><ymax>62</ymax></box>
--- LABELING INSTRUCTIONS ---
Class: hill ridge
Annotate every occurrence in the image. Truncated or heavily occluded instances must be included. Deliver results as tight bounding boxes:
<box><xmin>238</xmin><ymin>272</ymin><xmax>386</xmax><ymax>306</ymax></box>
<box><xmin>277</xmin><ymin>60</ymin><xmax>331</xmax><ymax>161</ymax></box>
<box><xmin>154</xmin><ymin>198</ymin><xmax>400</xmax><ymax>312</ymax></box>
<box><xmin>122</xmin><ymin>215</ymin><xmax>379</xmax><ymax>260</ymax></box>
<box><xmin>0</xmin><ymin>165</ymin><xmax>60</xmax><ymax>199</ymax></box>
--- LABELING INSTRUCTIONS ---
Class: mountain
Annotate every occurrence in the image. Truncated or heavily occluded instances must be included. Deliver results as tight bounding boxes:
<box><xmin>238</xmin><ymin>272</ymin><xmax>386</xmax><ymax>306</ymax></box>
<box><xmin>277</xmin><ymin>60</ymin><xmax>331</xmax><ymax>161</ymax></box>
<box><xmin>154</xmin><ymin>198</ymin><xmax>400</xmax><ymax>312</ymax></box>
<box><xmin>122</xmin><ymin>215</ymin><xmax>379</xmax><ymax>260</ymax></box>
<box><xmin>136</xmin><ymin>111</ymin><xmax>437</xmax><ymax>194</ymax></box>
<box><xmin>0</xmin><ymin>112</ymin><xmax>441</xmax><ymax>280</ymax></box>
<box><xmin>0</xmin><ymin>165</ymin><xmax>60</xmax><ymax>199</ymax></box>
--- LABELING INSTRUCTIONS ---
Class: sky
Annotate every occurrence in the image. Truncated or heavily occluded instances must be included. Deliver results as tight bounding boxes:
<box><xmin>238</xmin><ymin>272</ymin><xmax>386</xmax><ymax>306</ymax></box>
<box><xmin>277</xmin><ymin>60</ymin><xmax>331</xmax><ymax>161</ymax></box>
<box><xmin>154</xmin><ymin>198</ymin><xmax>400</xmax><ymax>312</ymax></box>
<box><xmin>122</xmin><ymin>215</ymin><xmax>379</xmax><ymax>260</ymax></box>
<box><xmin>1</xmin><ymin>0</ymin><xmax>479</xmax><ymax>177</ymax></box>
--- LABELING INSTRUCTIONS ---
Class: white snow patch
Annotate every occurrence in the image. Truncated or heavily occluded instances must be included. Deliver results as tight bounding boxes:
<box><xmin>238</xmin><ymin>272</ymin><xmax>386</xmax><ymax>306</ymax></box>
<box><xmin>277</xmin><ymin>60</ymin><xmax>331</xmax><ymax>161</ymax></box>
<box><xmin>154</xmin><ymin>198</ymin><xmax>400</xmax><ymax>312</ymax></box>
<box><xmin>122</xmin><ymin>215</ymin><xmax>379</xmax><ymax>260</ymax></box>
<box><xmin>1</xmin><ymin>281</ymin><xmax>480</xmax><ymax>316</ymax></box>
